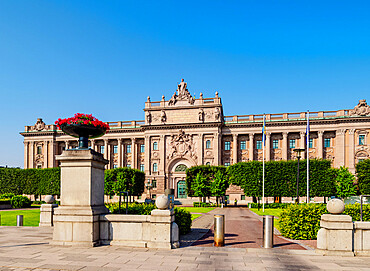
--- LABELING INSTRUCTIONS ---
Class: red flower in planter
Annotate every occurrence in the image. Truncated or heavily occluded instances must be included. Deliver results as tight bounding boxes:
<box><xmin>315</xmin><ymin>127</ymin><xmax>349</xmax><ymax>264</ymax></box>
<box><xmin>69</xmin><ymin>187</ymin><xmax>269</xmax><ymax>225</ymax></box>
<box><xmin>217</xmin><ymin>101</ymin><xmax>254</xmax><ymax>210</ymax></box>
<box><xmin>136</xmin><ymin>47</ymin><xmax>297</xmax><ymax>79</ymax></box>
<box><xmin>55</xmin><ymin>113</ymin><xmax>110</xmax><ymax>131</ymax></box>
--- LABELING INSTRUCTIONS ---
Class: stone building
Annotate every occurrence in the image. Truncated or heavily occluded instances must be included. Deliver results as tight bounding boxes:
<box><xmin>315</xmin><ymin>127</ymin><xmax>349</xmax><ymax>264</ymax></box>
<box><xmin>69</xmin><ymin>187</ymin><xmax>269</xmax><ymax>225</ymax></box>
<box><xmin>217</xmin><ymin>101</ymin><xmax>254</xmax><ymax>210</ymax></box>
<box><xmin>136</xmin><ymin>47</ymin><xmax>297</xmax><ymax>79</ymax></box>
<box><xmin>21</xmin><ymin>80</ymin><xmax>370</xmax><ymax>199</ymax></box>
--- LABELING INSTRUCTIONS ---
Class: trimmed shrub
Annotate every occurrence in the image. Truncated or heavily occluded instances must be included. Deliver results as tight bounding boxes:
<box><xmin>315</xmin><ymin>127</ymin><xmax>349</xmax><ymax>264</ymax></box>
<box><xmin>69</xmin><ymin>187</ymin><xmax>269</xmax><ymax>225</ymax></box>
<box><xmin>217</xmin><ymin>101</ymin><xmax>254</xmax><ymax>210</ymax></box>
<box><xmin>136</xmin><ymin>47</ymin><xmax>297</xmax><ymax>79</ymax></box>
<box><xmin>193</xmin><ymin>202</ymin><xmax>217</xmax><ymax>207</ymax></box>
<box><xmin>104</xmin><ymin>168</ymin><xmax>145</xmax><ymax>197</ymax></box>
<box><xmin>279</xmin><ymin>203</ymin><xmax>370</xmax><ymax>240</ymax></box>
<box><xmin>174</xmin><ymin>207</ymin><xmax>192</xmax><ymax>235</ymax></box>
<box><xmin>10</xmin><ymin>195</ymin><xmax>31</xmax><ymax>209</ymax></box>
<box><xmin>106</xmin><ymin>202</ymin><xmax>156</xmax><ymax>215</ymax></box>
<box><xmin>356</xmin><ymin>159</ymin><xmax>370</xmax><ymax>194</ymax></box>
<box><xmin>249</xmin><ymin>203</ymin><xmax>292</xmax><ymax>209</ymax></box>
<box><xmin>0</xmin><ymin>193</ymin><xmax>15</xmax><ymax>199</ymax></box>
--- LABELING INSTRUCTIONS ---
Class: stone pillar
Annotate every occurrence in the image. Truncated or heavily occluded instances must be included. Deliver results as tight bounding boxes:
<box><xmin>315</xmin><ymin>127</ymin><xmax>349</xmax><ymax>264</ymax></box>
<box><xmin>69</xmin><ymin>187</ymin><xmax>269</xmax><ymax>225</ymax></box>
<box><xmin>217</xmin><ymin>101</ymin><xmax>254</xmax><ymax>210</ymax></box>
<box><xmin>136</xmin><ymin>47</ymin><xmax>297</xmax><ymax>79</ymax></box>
<box><xmin>39</xmin><ymin>203</ymin><xmax>58</xmax><ymax>227</ymax></box>
<box><xmin>159</xmin><ymin>136</ymin><xmax>165</xmax><ymax>172</ymax></box>
<box><xmin>65</xmin><ymin>140</ymin><xmax>70</xmax><ymax>150</ymax></box>
<box><xmin>117</xmin><ymin>139</ymin><xmax>122</xmax><ymax>168</ymax></box>
<box><xmin>348</xmin><ymin>129</ymin><xmax>356</xmax><ymax>173</ymax></box>
<box><xmin>53</xmin><ymin>149</ymin><xmax>109</xmax><ymax>246</ymax></box>
<box><xmin>282</xmin><ymin>132</ymin><xmax>288</xmax><ymax>160</ymax></box>
<box><xmin>266</xmin><ymin>132</ymin><xmax>271</xmax><ymax>161</ymax></box>
<box><xmin>145</xmin><ymin>136</ymin><xmax>150</xmax><ymax>175</ymax></box>
<box><xmin>44</xmin><ymin>141</ymin><xmax>49</xmax><ymax>168</ymax></box>
<box><xmin>249</xmin><ymin>133</ymin><xmax>254</xmax><ymax>161</ymax></box>
<box><xmin>103</xmin><ymin>139</ymin><xmax>108</xmax><ymax>160</ymax></box>
<box><xmin>91</xmin><ymin>139</ymin><xmax>95</xmax><ymax>151</ymax></box>
<box><xmin>198</xmin><ymin>134</ymin><xmax>203</xmax><ymax>165</ymax></box>
<box><xmin>232</xmin><ymin>134</ymin><xmax>238</xmax><ymax>164</ymax></box>
<box><xmin>30</xmin><ymin>141</ymin><xmax>34</xmax><ymax>168</ymax></box>
<box><xmin>335</xmin><ymin>129</ymin><xmax>346</xmax><ymax>168</ymax></box>
<box><xmin>214</xmin><ymin>133</ymin><xmax>220</xmax><ymax>165</ymax></box>
<box><xmin>148</xmin><ymin>209</ymin><xmax>176</xmax><ymax>249</ymax></box>
<box><xmin>24</xmin><ymin>142</ymin><xmax>29</xmax><ymax>169</ymax></box>
<box><xmin>132</xmin><ymin>138</ymin><xmax>137</xmax><ymax>169</ymax></box>
<box><xmin>300</xmin><ymin>131</ymin><xmax>306</xmax><ymax>158</ymax></box>
<box><xmin>51</xmin><ymin>141</ymin><xmax>57</xmax><ymax>167</ymax></box>
<box><xmin>318</xmin><ymin>131</ymin><xmax>324</xmax><ymax>159</ymax></box>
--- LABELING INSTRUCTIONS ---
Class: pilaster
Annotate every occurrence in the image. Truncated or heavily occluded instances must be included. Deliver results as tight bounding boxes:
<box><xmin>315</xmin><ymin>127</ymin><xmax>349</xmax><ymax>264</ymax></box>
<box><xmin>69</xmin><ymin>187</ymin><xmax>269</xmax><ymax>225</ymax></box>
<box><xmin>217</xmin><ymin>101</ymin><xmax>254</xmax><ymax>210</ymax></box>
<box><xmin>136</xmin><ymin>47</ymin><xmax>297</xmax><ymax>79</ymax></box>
<box><xmin>44</xmin><ymin>140</ymin><xmax>49</xmax><ymax>168</ymax></box>
<box><xmin>266</xmin><ymin>132</ymin><xmax>271</xmax><ymax>161</ymax></box>
<box><xmin>118</xmin><ymin>139</ymin><xmax>122</xmax><ymax>168</ymax></box>
<box><xmin>198</xmin><ymin>134</ymin><xmax>203</xmax><ymax>165</ymax></box>
<box><xmin>249</xmin><ymin>133</ymin><xmax>254</xmax><ymax>161</ymax></box>
<box><xmin>348</xmin><ymin>129</ymin><xmax>356</xmax><ymax>173</ymax></box>
<box><xmin>145</xmin><ymin>135</ymin><xmax>151</xmax><ymax>175</ymax></box>
<box><xmin>335</xmin><ymin>129</ymin><xmax>346</xmax><ymax>168</ymax></box>
<box><xmin>159</xmin><ymin>135</ymin><xmax>165</xmax><ymax>172</ymax></box>
<box><xmin>24</xmin><ymin>141</ymin><xmax>29</xmax><ymax>169</ymax></box>
<box><xmin>132</xmin><ymin>138</ymin><xmax>137</xmax><ymax>169</ymax></box>
<box><xmin>282</xmin><ymin>132</ymin><xmax>288</xmax><ymax>160</ymax></box>
<box><xmin>300</xmin><ymin>131</ymin><xmax>306</xmax><ymax>158</ymax></box>
<box><xmin>214</xmin><ymin>133</ymin><xmax>220</xmax><ymax>166</ymax></box>
<box><xmin>30</xmin><ymin>141</ymin><xmax>34</xmax><ymax>168</ymax></box>
<box><xmin>318</xmin><ymin>131</ymin><xmax>324</xmax><ymax>159</ymax></box>
<box><xmin>232</xmin><ymin>134</ymin><xmax>238</xmax><ymax>164</ymax></box>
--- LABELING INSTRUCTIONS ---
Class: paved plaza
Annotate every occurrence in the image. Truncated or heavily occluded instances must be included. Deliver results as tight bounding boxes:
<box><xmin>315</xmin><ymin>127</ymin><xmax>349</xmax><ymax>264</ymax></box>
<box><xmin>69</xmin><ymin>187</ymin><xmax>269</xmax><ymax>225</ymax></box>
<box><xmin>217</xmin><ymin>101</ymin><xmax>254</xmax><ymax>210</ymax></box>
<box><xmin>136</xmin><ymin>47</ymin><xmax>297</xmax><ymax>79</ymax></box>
<box><xmin>0</xmin><ymin>207</ymin><xmax>370</xmax><ymax>271</ymax></box>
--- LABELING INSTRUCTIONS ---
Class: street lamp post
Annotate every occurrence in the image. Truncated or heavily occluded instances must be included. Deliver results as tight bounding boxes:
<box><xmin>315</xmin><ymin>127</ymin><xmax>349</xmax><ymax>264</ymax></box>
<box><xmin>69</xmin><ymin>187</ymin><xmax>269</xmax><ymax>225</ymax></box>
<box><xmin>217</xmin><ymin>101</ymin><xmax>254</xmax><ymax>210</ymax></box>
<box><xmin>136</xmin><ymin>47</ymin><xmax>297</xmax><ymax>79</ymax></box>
<box><xmin>146</xmin><ymin>179</ymin><xmax>152</xmax><ymax>199</ymax></box>
<box><xmin>293</xmin><ymin>148</ymin><xmax>305</xmax><ymax>204</ymax></box>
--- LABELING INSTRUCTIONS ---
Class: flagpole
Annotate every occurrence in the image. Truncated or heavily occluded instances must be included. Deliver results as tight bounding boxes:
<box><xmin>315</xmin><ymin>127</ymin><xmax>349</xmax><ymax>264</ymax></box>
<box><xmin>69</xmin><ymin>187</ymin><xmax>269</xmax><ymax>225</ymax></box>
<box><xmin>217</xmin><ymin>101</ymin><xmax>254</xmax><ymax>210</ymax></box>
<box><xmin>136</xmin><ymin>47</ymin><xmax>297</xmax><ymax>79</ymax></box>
<box><xmin>307</xmin><ymin>111</ymin><xmax>310</xmax><ymax>203</ymax></box>
<box><xmin>262</xmin><ymin>115</ymin><xmax>265</xmax><ymax>212</ymax></box>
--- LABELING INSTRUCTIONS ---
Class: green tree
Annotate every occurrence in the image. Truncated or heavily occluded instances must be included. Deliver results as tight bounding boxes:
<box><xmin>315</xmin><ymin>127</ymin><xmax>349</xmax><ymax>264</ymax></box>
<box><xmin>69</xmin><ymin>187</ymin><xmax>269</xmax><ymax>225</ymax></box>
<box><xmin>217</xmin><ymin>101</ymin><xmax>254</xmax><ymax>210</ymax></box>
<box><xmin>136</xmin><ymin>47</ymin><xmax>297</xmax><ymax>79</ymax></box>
<box><xmin>334</xmin><ymin>166</ymin><xmax>356</xmax><ymax>198</ymax></box>
<box><xmin>192</xmin><ymin>172</ymin><xmax>210</xmax><ymax>201</ymax></box>
<box><xmin>356</xmin><ymin>159</ymin><xmax>370</xmax><ymax>194</ymax></box>
<box><xmin>210</xmin><ymin>170</ymin><xmax>229</xmax><ymax>197</ymax></box>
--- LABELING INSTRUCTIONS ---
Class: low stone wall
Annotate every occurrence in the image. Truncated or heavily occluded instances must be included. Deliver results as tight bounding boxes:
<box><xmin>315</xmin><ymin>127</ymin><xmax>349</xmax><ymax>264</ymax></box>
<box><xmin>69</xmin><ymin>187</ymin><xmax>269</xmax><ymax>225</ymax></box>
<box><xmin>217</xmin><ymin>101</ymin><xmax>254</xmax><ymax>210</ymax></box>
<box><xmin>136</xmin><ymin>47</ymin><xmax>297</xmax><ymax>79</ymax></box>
<box><xmin>100</xmin><ymin>209</ymin><xmax>179</xmax><ymax>249</ymax></box>
<box><xmin>354</xmin><ymin>221</ymin><xmax>370</xmax><ymax>256</ymax></box>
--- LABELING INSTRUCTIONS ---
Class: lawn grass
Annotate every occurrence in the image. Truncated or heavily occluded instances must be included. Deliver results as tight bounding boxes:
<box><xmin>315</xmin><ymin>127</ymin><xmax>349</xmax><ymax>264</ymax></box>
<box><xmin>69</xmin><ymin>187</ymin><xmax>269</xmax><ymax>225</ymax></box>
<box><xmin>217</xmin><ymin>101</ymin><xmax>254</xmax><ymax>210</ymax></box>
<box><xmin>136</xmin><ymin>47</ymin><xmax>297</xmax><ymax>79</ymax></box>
<box><xmin>0</xmin><ymin>209</ymin><xmax>40</xmax><ymax>227</ymax></box>
<box><xmin>249</xmin><ymin>208</ymin><xmax>283</xmax><ymax>232</ymax></box>
<box><xmin>180</xmin><ymin>207</ymin><xmax>215</xmax><ymax>213</ymax></box>
<box><xmin>191</xmin><ymin>214</ymin><xmax>202</xmax><ymax>220</ymax></box>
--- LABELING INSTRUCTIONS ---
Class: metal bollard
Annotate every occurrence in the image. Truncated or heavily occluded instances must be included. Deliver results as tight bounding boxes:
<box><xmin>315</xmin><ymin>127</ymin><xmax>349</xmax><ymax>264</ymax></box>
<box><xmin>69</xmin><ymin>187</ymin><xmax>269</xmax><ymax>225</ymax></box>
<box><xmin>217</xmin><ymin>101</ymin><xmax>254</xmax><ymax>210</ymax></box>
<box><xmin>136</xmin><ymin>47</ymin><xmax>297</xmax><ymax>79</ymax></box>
<box><xmin>263</xmin><ymin>215</ymin><xmax>274</xmax><ymax>248</ymax></box>
<box><xmin>214</xmin><ymin>214</ymin><xmax>225</xmax><ymax>247</ymax></box>
<box><xmin>17</xmin><ymin>215</ymin><xmax>23</xmax><ymax>226</ymax></box>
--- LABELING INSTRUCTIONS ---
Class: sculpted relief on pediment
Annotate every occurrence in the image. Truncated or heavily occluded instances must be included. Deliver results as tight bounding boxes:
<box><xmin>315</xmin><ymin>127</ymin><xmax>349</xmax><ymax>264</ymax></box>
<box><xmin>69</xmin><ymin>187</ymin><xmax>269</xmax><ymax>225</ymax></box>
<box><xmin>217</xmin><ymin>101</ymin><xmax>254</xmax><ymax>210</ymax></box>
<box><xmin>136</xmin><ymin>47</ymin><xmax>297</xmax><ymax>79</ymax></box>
<box><xmin>349</xmin><ymin>99</ymin><xmax>370</xmax><ymax>116</ymax></box>
<box><xmin>167</xmin><ymin>130</ymin><xmax>197</xmax><ymax>160</ymax></box>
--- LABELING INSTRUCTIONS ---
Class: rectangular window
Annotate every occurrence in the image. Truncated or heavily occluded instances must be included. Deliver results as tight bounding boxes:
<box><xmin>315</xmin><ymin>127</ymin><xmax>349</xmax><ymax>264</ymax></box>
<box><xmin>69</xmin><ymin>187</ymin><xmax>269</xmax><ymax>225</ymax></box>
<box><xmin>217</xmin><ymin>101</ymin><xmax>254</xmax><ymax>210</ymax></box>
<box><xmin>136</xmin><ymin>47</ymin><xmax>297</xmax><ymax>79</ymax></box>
<box><xmin>359</xmin><ymin>135</ymin><xmax>365</xmax><ymax>145</ymax></box>
<box><xmin>153</xmin><ymin>163</ymin><xmax>158</xmax><ymax>172</ymax></box>
<box><xmin>309</xmin><ymin>138</ymin><xmax>313</xmax><ymax>148</ymax></box>
<box><xmin>256</xmin><ymin>140</ymin><xmax>262</xmax><ymax>150</ymax></box>
<box><xmin>100</xmin><ymin>145</ymin><xmax>105</xmax><ymax>154</ymax></box>
<box><xmin>127</xmin><ymin>144</ymin><xmax>131</xmax><ymax>153</ymax></box>
<box><xmin>152</xmin><ymin>179</ymin><xmax>157</xmax><ymax>188</ymax></box>
<box><xmin>241</xmin><ymin>195</ymin><xmax>245</xmax><ymax>200</ymax></box>
<box><xmin>224</xmin><ymin>141</ymin><xmax>230</xmax><ymax>151</ymax></box>
<box><xmin>153</xmin><ymin>142</ymin><xmax>158</xmax><ymax>150</ymax></box>
<box><xmin>206</xmin><ymin>140</ymin><xmax>211</xmax><ymax>149</ymax></box>
<box><xmin>273</xmin><ymin>139</ymin><xmax>279</xmax><ymax>149</ymax></box>
<box><xmin>224</xmin><ymin>162</ymin><xmax>230</xmax><ymax>167</ymax></box>
<box><xmin>240</xmin><ymin>141</ymin><xmax>246</xmax><ymax>150</ymax></box>
<box><xmin>140</xmin><ymin>144</ymin><xmax>145</xmax><ymax>153</ymax></box>
<box><xmin>37</xmin><ymin>146</ymin><xmax>42</xmax><ymax>155</ymax></box>
<box><xmin>140</xmin><ymin>164</ymin><xmax>145</xmax><ymax>171</ymax></box>
<box><xmin>113</xmin><ymin>145</ymin><xmax>118</xmax><ymax>154</ymax></box>
<box><xmin>127</xmin><ymin>164</ymin><xmax>131</xmax><ymax>168</ymax></box>
<box><xmin>324</xmin><ymin>138</ymin><xmax>331</xmax><ymax>148</ymax></box>
<box><xmin>289</xmin><ymin>139</ymin><xmax>296</xmax><ymax>149</ymax></box>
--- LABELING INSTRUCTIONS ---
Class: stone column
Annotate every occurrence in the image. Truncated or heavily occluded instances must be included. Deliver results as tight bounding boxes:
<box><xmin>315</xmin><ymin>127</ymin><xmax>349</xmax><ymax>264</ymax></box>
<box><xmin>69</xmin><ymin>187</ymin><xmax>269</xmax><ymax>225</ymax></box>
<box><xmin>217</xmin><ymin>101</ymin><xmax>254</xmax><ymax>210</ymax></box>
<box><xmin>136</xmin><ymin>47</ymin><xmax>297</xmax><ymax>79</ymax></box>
<box><xmin>44</xmin><ymin>141</ymin><xmax>49</xmax><ymax>168</ymax></box>
<box><xmin>348</xmin><ymin>129</ymin><xmax>356</xmax><ymax>173</ymax></box>
<box><xmin>214</xmin><ymin>133</ymin><xmax>220</xmax><ymax>165</ymax></box>
<box><xmin>318</xmin><ymin>131</ymin><xmax>324</xmax><ymax>159</ymax></box>
<box><xmin>30</xmin><ymin>141</ymin><xmax>34</xmax><ymax>168</ymax></box>
<box><xmin>53</xmin><ymin>149</ymin><xmax>109</xmax><ymax>246</ymax></box>
<box><xmin>282</xmin><ymin>132</ymin><xmax>288</xmax><ymax>160</ymax></box>
<box><xmin>104</xmin><ymin>139</ymin><xmax>108</xmax><ymax>160</ymax></box>
<box><xmin>117</xmin><ymin>139</ymin><xmax>122</xmax><ymax>168</ymax></box>
<box><xmin>145</xmin><ymin>136</ymin><xmax>150</xmax><ymax>175</ymax></box>
<box><xmin>300</xmin><ymin>131</ymin><xmax>306</xmax><ymax>158</ymax></box>
<box><xmin>335</xmin><ymin>129</ymin><xmax>346</xmax><ymax>168</ymax></box>
<box><xmin>51</xmin><ymin>141</ymin><xmax>57</xmax><ymax>167</ymax></box>
<box><xmin>249</xmin><ymin>133</ymin><xmax>254</xmax><ymax>161</ymax></box>
<box><xmin>198</xmin><ymin>134</ymin><xmax>203</xmax><ymax>165</ymax></box>
<box><xmin>65</xmin><ymin>140</ymin><xmax>69</xmax><ymax>150</ymax></box>
<box><xmin>24</xmin><ymin>142</ymin><xmax>29</xmax><ymax>169</ymax></box>
<box><xmin>132</xmin><ymin>138</ymin><xmax>137</xmax><ymax>169</ymax></box>
<box><xmin>91</xmin><ymin>139</ymin><xmax>95</xmax><ymax>151</ymax></box>
<box><xmin>232</xmin><ymin>134</ymin><xmax>238</xmax><ymax>164</ymax></box>
<box><xmin>266</xmin><ymin>132</ymin><xmax>271</xmax><ymax>161</ymax></box>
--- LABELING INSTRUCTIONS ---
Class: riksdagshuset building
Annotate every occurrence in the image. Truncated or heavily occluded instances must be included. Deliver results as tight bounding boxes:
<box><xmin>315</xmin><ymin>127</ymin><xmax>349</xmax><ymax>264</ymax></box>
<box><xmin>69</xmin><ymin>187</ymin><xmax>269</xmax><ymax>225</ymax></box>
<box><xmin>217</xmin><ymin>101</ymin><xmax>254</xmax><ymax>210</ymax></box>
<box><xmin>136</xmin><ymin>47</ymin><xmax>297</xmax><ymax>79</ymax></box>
<box><xmin>21</xmin><ymin>80</ymin><xmax>370</xmax><ymax>199</ymax></box>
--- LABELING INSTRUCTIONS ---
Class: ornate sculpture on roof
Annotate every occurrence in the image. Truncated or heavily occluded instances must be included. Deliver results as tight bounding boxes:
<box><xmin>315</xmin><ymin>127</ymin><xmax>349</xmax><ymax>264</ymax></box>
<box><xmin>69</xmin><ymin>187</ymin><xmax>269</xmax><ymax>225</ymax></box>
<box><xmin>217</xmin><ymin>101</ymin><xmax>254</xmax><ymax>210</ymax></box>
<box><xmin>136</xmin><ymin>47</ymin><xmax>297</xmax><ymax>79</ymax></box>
<box><xmin>349</xmin><ymin>99</ymin><xmax>370</xmax><ymax>116</ymax></box>
<box><xmin>168</xmin><ymin>79</ymin><xmax>195</xmax><ymax>106</ymax></box>
<box><xmin>32</xmin><ymin>118</ymin><xmax>46</xmax><ymax>131</ymax></box>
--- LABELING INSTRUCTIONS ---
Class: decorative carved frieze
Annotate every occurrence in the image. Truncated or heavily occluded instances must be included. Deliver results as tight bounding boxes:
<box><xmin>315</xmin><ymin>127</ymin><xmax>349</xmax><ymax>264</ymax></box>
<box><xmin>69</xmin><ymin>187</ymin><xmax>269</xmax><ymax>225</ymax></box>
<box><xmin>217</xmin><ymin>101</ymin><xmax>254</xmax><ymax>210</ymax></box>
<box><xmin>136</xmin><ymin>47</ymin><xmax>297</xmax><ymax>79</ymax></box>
<box><xmin>167</xmin><ymin>130</ymin><xmax>197</xmax><ymax>160</ymax></box>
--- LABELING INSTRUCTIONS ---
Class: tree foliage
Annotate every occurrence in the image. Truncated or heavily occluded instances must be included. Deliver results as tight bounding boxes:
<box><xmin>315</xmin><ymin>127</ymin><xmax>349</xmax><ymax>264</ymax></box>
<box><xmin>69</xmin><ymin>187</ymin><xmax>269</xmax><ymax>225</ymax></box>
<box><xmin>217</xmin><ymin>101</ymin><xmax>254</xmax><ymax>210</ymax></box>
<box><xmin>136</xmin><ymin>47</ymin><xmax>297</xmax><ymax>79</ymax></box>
<box><xmin>356</xmin><ymin>159</ymin><xmax>370</xmax><ymax>195</ymax></box>
<box><xmin>333</xmin><ymin>166</ymin><xmax>357</xmax><ymax>198</ymax></box>
<box><xmin>104</xmin><ymin>167</ymin><xmax>145</xmax><ymax>196</ymax></box>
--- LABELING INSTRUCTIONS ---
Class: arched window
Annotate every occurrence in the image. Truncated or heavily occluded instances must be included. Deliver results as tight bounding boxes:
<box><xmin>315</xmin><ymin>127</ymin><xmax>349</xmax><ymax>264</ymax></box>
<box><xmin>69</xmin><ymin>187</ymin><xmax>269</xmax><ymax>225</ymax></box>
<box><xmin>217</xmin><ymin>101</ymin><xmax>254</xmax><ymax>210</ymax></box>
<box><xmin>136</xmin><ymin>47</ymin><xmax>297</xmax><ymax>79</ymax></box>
<box><xmin>175</xmin><ymin>164</ymin><xmax>187</xmax><ymax>172</ymax></box>
<box><xmin>206</xmin><ymin>140</ymin><xmax>211</xmax><ymax>149</ymax></box>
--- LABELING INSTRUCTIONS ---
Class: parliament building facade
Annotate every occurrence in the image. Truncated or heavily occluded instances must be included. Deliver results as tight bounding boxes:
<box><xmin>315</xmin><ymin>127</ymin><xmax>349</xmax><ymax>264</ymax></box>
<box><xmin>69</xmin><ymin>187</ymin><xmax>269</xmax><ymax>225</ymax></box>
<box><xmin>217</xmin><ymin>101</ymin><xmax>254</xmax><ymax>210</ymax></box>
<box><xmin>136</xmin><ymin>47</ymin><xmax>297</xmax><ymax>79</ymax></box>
<box><xmin>21</xmin><ymin>80</ymin><xmax>370</xmax><ymax>199</ymax></box>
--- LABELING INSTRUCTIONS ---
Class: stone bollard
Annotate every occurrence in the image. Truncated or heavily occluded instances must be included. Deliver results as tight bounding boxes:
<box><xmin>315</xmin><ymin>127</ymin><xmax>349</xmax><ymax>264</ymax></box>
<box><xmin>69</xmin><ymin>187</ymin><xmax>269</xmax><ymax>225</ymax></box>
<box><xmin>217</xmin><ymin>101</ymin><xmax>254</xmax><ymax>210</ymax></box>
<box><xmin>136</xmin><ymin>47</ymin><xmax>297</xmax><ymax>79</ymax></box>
<box><xmin>39</xmin><ymin>203</ymin><xmax>58</xmax><ymax>227</ymax></box>
<box><xmin>316</xmin><ymin>198</ymin><xmax>354</xmax><ymax>256</ymax></box>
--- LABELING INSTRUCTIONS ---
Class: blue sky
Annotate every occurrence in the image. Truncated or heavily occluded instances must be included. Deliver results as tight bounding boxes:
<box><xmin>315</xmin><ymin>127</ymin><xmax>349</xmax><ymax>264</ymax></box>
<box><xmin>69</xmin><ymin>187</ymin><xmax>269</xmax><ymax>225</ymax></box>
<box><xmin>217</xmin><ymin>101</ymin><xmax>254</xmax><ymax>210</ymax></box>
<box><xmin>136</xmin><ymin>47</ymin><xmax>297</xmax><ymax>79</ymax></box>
<box><xmin>1</xmin><ymin>1</ymin><xmax>369</xmax><ymax>167</ymax></box>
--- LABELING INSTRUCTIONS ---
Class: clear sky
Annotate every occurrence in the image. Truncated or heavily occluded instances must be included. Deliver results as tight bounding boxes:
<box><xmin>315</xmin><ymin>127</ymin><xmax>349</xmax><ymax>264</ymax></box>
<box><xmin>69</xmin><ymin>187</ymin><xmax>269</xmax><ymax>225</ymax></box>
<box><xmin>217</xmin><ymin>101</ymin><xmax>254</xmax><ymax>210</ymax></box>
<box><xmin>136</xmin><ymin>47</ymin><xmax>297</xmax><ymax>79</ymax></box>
<box><xmin>1</xmin><ymin>1</ymin><xmax>369</xmax><ymax>167</ymax></box>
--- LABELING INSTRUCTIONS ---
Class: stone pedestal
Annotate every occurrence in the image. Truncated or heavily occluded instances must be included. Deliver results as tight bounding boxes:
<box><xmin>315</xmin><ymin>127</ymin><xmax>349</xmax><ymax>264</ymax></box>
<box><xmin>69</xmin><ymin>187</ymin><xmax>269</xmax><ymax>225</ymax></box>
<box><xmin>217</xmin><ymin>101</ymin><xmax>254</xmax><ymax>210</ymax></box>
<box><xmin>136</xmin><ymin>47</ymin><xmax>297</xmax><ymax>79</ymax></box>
<box><xmin>52</xmin><ymin>149</ymin><xmax>109</xmax><ymax>247</ymax></box>
<box><xmin>39</xmin><ymin>204</ymin><xmax>58</xmax><ymax>227</ymax></box>
<box><xmin>316</xmin><ymin>214</ymin><xmax>354</xmax><ymax>256</ymax></box>
<box><xmin>148</xmin><ymin>209</ymin><xmax>178</xmax><ymax>249</ymax></box>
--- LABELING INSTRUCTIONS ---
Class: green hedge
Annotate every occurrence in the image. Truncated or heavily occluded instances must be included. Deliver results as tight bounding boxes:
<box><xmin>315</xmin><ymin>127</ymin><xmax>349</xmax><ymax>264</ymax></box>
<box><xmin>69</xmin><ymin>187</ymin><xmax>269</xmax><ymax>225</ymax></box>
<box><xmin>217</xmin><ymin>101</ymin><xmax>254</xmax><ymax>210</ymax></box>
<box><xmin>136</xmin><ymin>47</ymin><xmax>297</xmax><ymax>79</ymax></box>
<box><xmin>356</xmin><ymin>159</ymin><xmax>370</xmax><ymax>194</ymax></box>
<box><xmin>104</xmin><ymin>168</ymin><xmax>145</xmax><ymax>197</ymax></box>
<box><xmin>249</xmin><ymin>203</ymin><xmax>292</xmax><ymax>209</ymax></box>
<box><xmin>279</xmin><ymin>203</ymin><xmax>370</xmax><ymax>240</ymax></box>
<box><xmin>193</xmin><ymin>202</ymin><xmax>217</xmax><ymax>207</ymax></box>
<box><xmin>10</xmin><ymin>195</ymin><xmax>32</xmax><ymax>209</ymax></box>
<box><xmin>174</xmin><ymin>207</ymin><xmax>192</xmax><ymax>235</ymax></box>
<box><xmin>227</xmin><ymin>159</ymin><xmax>336</xmax><ymax>197</ymax></box>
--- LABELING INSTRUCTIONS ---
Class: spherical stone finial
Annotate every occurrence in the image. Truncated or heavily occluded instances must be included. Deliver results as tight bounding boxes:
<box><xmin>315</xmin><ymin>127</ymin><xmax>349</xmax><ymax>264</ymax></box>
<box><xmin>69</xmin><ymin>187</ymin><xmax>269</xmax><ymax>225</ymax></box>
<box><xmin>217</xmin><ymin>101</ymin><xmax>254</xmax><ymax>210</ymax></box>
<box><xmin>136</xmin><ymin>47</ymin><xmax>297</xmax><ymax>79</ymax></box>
<box><xmin>327</xmin><ymin>198</ymin><xmax>345</xmax><ymax>214</ymax></box>
<box><xmin>44</xmin><ymin>195</ymin><xmax>55</xmax><ymax>204</ymax></box>
<box><xmin>155</xmin><ymin>194</ymin><xmax>169</xmax><ymax>210</ymax></box>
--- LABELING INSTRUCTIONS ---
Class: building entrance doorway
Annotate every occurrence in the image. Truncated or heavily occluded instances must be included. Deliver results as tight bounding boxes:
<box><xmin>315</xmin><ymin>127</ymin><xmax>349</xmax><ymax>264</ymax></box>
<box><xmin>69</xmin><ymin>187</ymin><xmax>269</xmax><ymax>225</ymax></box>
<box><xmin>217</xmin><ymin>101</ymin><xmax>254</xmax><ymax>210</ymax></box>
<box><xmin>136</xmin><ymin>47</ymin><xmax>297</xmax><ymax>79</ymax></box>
<box><xmin>177</xmin><ymin>180</ymin><xmax>187</xmax><ymax>198</ymax></box>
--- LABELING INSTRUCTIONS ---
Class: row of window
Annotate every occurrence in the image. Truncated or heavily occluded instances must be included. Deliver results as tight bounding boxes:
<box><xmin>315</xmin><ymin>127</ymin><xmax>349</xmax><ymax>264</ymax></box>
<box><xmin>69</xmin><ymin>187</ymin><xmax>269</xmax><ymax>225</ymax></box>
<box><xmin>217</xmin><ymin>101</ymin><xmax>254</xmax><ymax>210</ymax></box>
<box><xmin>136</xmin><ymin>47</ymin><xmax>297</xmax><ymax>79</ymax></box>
<box><xmin>223</xmin><ymin>138</ymin><xmax>334</xmax><ymax>150</ymax></box>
